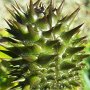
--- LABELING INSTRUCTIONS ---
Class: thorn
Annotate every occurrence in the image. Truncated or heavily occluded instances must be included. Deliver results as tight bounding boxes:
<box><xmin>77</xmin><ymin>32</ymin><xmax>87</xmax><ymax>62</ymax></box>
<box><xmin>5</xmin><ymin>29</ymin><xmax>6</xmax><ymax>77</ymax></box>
<box><xmin>78</xmin><ymin>23</ymin><xmax>84</xmax><ymax>28</ymax></box>
<box><xmin>29</xmin><ymin>0</ymin><xmax>35</xmax><ymax>14</ymax></box>
<box><xmin>14</xmin><ymin>0</ymin><xmax>21</xmax><ymax>10</ymax></box>
<box><xmin>12</xmin><ymin>4</ymin><xmax>19</xmax><ymax>14</ymax></box>
<box><xmin>34</xmin><ymin>0</ymin><xmax>41</xmax><ymax>7</ymax></box>
<box><xmin>50</xmin><ymin>0</ymin><xmax>54</xmax><ymax>9</ymax></box>
<box><xmin>5</xmin><ymin>6</ymin><xmax>15</xmax><ymax>17</ymax></box>
<box><xmin>57</xmin><ymin>0</ymin><xmax>65</xmax><ymax>15</ymax></box>
<box><xmin>68</xmin><ymin>7</ymin><xmax>80</xmax><ymax>18</ymax></box>
<box><xmin>29</xmin><ymin>0</ymin><xmax>33</xmax><ymax>9</ymax></box>
<box><xmin>4</xmin><ymin>19</ymin><xmax>12</xmax><ymax>26</ymax></box>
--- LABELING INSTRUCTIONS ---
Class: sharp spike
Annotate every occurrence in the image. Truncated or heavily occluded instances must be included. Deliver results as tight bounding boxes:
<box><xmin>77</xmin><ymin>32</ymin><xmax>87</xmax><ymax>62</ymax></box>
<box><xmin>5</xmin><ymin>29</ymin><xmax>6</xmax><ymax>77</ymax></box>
<box><xmin>12</xmin><ymin>4</ymin><xmax>20</xmax><ymax>14</ymax></box>
<box><xmin>34</xmin><ymin>0</ymin><xmax>41</xmax><ymax>7</ymax></box>
<box><xmin>56</xmin><ymin>0</ymin><xmax>65</xmax><ymax>15</ymax></box>
<box><xmin>61</xmin><ymin>23</ymin><xmax>84</xmax><ymax>42</ymax></box>
<box><xmin>11</xmin><ymin>4</ymin><xmax>24</xmax><ymax>18</ymax></box>
<box><xmin>72</xmin><ymin>36</ymin><xmax>87</xmax><ymax>45</ymax></box>
<box><xmin>5</xmin><ymin>6</ymin><xmax>15</xmax><ymax>18</ymax></box>
<box><xmin>14</xmin><ymin>0</ymin><xmax>21</xmax><ymax>10</ymax></box>
<box><xmin>29</xmin><ymin>0</ymin><xmax>34</xmax><ymax>11</ymax></box>
<box><xmin>28</xmin><ymin>0</ymin><xmax>35</xmax><ymax>15</ymax></box>
<box><xmin>47</xmin><ymin>0</ymin><xmax>54</xmax><ymax>28</ymax></box>
<box><xmin>50</xmin><ymin>0</ymin><xmax>53</xmax><ymax>5</ymax></box>
<box><xmin>0</xmin><ymin>43</ymin><xmax>9</xmax><ymax>49</ymax></box>
<box><xmin>50</xmin><ymin>0</ymin><xmax>54</xmax><ymax>9</ymax></box>
<box><xmin>67</xmin><ymin>7</ymin><xmax>80</xmax><ymax>20</ymax></box>
<box><xmin>4</xmin><ymin>19</ymin><xmax>12</xmax><ymax>27</ymax></box>
<box><xmin>39</xmin><ymin>2</ymin><xmax>44</xmax><ymax>8</ymax></box>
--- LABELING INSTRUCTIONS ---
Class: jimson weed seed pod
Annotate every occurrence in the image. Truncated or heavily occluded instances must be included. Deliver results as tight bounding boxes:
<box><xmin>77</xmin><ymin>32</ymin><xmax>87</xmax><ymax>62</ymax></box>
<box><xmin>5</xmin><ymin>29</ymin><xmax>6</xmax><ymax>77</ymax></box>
<box><xmin>0</xmin><ymin>0</ymin><xmax>89</xmax><ymax>90</ymax></box>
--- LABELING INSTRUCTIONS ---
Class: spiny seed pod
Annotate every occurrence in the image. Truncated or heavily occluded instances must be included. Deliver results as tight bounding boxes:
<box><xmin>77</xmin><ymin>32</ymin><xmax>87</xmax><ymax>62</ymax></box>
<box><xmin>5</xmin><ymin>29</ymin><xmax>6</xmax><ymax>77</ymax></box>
<box><xmin>0</xmin><ymin>0</ymin><xmax>89</xmax><ymax>90</ymax></box>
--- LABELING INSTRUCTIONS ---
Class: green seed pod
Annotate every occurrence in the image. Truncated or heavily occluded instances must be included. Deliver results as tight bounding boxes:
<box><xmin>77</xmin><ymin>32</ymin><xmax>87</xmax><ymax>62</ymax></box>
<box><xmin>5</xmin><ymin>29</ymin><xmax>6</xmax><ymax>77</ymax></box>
<box><xmin>0</xmin><ymin>0</ymin><xmax>89</xmax><ymax>90</ymax></box>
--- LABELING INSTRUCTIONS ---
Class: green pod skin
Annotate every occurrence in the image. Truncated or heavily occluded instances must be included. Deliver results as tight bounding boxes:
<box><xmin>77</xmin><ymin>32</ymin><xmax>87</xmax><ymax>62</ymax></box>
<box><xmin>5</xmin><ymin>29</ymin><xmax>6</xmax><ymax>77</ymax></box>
<box><xmin>60</xmin><ymin>61</ymin><xmax>76</xmax><ymax>70</ymax></box>
<box><xmin>23</xmin><ymin>55</ymin><xmax>38</xmax><ymax>62</ymax></box>
<box><xmin>30</xmin><ymin>76</ymin><xmax>41</xmax><ymax>88</ymax></box>
<box><xmin>25</xmin><ymin>25</ymin><xmax>41</xmax><ymax>42</ymax></box>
